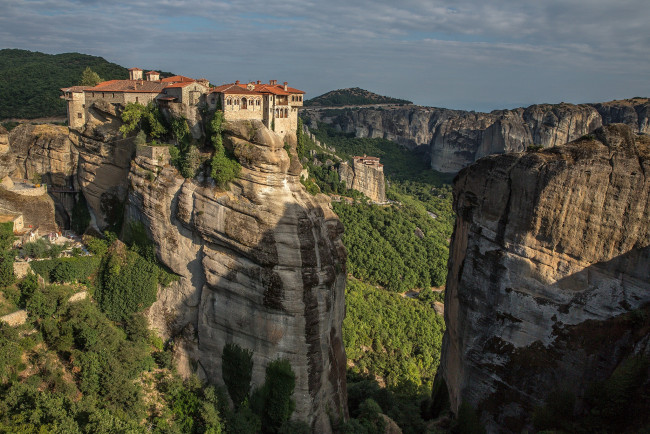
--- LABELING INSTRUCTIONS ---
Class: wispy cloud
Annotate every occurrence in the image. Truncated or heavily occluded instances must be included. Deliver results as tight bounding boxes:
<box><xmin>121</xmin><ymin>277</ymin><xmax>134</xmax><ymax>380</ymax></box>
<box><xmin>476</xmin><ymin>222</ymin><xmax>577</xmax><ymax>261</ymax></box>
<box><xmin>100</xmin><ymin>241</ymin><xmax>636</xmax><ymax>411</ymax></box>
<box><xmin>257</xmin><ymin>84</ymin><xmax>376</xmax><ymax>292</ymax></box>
<box><xmin>0</xmin><ymin>0</ymin><xmax>648</xmax><ymax>110</ymax></box>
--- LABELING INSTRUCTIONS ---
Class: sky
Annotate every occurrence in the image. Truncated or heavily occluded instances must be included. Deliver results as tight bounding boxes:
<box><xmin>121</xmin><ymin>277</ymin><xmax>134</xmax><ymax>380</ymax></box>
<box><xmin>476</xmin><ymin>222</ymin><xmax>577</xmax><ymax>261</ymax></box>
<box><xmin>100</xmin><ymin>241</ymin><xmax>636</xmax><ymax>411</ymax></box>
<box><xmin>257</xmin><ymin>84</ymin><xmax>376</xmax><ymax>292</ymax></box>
<box><xmin>1</xmin><ymin>0</ymin><xmax>649</xmax><ymax>112</ymax></box>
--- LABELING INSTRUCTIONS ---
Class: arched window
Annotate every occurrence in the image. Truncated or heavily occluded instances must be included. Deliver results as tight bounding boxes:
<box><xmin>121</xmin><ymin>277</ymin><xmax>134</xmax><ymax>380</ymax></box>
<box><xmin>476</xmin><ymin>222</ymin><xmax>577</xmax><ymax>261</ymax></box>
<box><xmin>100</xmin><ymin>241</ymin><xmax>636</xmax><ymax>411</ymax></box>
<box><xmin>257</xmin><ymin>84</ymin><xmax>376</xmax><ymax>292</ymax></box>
<box><xmin>256</xmin><ymin>99</ymin><xmax>260</xmax><ymax>106</ymax></box>
<box><xmin>284</xmin><ymin>108</ymin><xmax>288</xmax><ymax>117</ymax></box>
<box><xmin>241</xmin><ymin>98</ymin><xmax>247</xmax><ymax>109</ymax></box>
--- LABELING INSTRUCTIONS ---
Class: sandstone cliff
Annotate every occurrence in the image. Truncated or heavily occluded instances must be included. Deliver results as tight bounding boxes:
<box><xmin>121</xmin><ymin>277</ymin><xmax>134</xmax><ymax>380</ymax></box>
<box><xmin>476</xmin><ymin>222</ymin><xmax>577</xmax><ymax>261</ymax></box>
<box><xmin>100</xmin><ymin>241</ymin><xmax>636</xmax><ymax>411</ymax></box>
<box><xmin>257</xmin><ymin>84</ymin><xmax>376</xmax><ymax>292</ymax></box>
<box><xmin>302</xmin><ymin>98</ymin><xmax>650</xmax><ymax>173</ymax></box>
<box><xmin>439</xmin><ymin>124</ymin><xmax>650</xmax><ymax>432</ymax></box>
<box><xmin>338</xmin><ymin>159</ymin><xmax>386</xmax><ymax>203</ymax></box>
<box><xmin>125</xmin><ymin>119</ymin><xmax>348</xmax><ymax>431</ymax></box>
<box><xmin>3</xmin><ymin>105</ymin><xmax>349</xmax><ymax>431</ymax></box>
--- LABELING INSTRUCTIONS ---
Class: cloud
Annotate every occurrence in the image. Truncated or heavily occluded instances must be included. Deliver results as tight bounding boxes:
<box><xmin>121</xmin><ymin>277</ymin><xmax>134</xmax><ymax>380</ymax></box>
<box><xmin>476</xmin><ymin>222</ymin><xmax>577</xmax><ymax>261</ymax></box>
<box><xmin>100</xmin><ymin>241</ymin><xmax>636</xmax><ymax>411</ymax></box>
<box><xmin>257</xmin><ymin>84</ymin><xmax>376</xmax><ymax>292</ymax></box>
<box><xmin>0</xmin><ymin>0</ymin><xmax>648</xmax><ymax>110</ymax></box>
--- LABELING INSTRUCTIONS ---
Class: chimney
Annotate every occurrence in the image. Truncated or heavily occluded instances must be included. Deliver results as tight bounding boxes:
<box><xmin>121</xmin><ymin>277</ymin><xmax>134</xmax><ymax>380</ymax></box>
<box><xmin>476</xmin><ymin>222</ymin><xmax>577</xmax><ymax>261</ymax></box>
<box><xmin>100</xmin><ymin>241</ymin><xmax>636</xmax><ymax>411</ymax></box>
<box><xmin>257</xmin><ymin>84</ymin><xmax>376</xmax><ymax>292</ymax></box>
<box><xmin>235</xmin><ymin>80</ymin><xmax>240</xmax><ymax>85</ymax></box>
<box><xmin>284</xmin><ymin>81</ymin><xmax>288</xmax><ymax>91</ymax></box>
<box><xmin>270</xmin><ymin>79</ymin><xmax>277</xmax><ymax>85</ymax></box>
<box><xmin>257</xmin><ymin>80</ymin><xmax>261</xmax><ymax>84</ymax></box>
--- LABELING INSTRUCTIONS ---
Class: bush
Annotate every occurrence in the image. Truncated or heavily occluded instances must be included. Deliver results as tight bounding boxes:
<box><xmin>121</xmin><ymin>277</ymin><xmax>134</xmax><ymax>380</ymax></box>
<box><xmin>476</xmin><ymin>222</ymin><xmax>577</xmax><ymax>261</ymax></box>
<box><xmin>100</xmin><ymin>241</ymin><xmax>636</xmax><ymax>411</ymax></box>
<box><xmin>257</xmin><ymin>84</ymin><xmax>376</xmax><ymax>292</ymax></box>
<box><xmin>30</xmin><ymin>256</ymin><xmax>100</xmax><ymax>284</ymax></box>
<box><xmin>0</xmin><ymin>250</ymin><xmax>15</xmax><ymax>288</ymax></box>
<box><xmin>95</xmin><ymin>244</ymin><xmax>159</xmax><ymax>321</ymax></box>
<box><xmin>222</xmin><ymin>343</ymin><xmax>254</xmax><ymax>408</ymax></box>
<box><xmin>18</xmin><ymin>272</ymin><xmax>39</xmax><ymax>308</ymax></box>
<box><xmin>251</xmin><ymin>358</ymin><xmax>296</xmax><ymax>433</ymax></box>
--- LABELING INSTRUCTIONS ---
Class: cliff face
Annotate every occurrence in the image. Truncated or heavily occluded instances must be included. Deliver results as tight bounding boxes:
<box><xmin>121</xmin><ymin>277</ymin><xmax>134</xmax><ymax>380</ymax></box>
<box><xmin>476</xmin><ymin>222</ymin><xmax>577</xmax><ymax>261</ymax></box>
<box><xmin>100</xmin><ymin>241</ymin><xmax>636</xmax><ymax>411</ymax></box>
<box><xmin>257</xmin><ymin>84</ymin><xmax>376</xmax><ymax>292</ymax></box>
<box><xmin>338</xmin><ymin>159</ymin><xmax>386</xmax><ymax>202</ymax></box>
<box><xmin>439</xmin><ymin>124</ymin><xmax>650</xmax><ymax>432</ymax></box>
<box><xmin>126</xmin><ymin>119</ymin><xmax>348</xmax><ymax>431</ymax></box>
<box><xmin>302</xmin><ymin>98</ymin><xmax>650</xmax><ymax>173</ymax></box>
<box><xmin>4</xmin><ymin>107</ymin><xmax>348</xmax><ymax>430</ymax></box>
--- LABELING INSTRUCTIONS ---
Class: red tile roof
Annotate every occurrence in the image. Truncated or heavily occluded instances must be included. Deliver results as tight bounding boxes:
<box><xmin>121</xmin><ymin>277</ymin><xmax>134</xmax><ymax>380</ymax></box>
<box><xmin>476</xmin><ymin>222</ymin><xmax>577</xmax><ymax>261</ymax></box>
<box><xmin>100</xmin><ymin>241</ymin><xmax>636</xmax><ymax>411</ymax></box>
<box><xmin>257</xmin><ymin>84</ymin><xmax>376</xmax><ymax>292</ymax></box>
<box><xmin>161</xmin><ymin>75</ymin><xmax>195</xmax><ymax>83</ymax></box>
<box><xmin>211</xmin><ymin>82</ymin><xmax>305</xmax><ymax>96</ymax></box>
<box><xmin>128</xmin><ymin>67</ymin><xmax>143</xmax><ymax>71</ymax></box>
<box><xmin>85</xmin><ymin>79</ymin><xmax>167</xmax><ymax>93</ymax></box>
<box><xmin>146</xmin><ymin>71</ymin><xmax>159</xmax><ymax>75</ymax></box>
<box><xmin>164</xmin><ymin>81</ymin><xmax>198</xmax><ymax>88</ymax></box>
<box><xmin>211</xmin><ymin>84</ymin><xmax>262</xmax><ymax>95</ymax></box>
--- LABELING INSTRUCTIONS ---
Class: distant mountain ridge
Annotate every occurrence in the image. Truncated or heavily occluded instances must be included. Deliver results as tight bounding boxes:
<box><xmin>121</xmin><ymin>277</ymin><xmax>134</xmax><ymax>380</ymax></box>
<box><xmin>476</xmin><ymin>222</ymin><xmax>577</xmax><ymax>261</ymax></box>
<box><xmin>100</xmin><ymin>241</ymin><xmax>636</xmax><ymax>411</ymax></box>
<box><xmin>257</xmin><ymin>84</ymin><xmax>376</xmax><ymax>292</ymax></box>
<box><xmin>304</xmin><ymin>87</ymin><xmax>412</xmax><ymax>107</ymax></box>
<box><xmin>302</xmin><ymin>97</ymin><xmax>650</xmax><ymax>172</ymax></box>
<box><xmin>0</xmin><ymin>49</ymin><xmax>174</xmax><ymax>120</ymax></box>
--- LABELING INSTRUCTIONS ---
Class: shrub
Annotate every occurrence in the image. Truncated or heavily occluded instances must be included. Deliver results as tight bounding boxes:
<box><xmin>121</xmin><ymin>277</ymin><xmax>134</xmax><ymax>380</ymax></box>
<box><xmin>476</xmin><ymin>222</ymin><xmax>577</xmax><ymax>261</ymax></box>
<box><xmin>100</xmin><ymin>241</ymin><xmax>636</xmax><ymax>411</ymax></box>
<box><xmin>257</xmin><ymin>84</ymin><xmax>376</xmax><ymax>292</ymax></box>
<box><xmin>222</xmin><ymin>343</ymin><xmax>254</xmax><ymax>408</ymax></box>
<box><xmin>95</xmin><ymin>244</ymin><xmax>159</xmax><ymax>321</ymax></box>
<box><xmin>18</xmin><ymin>272</ymin><xmax>39</xmax><ymax>308</ymax></box>
<box><xmin>251</xmin><ymin>358</ymin><xmax>296</xmax><ymax>433</ymax></box>
<box><xmin>0</xmin><ymin>250</ymin><xmax>15</xmax><ymax>288</ymax></box>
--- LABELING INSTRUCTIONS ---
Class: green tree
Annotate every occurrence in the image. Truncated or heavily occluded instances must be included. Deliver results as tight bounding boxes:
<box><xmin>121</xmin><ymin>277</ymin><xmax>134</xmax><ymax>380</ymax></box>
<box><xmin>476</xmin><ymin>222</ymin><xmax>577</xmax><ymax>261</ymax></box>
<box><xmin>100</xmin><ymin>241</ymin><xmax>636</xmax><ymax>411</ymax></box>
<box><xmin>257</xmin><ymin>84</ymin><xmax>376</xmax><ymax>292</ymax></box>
<box><xmin>252</xmin><ymin>358</ymin><xmax>296</xmax><ymax>433</ymax></box>
<box><xmin>296</xmin><ymin>118</ymin><xmax>306</xmax><ymax>160</ymax></box>
<box><xmin>222</xmin><ymin>343</ymin><xmax>254</xmax><ymax>408</ymax></box>
<box><xmin>79</xmin><ymin>66</ymin><xmax>102</xmax><ymax>86</ymax></box>
<box><xmin>209</xmin><ymin>111</ymin><xmax>241</xmax><ymax>186</ymax></box>
<box><xmin>0</xmin><ymin>221</ymin><xmax>15</xmax><ymax>251</ymax></box>
<box><xmin>0</xmin><ymin>250</ymin><xmax>15</xmax><ymax>288</ymax></box>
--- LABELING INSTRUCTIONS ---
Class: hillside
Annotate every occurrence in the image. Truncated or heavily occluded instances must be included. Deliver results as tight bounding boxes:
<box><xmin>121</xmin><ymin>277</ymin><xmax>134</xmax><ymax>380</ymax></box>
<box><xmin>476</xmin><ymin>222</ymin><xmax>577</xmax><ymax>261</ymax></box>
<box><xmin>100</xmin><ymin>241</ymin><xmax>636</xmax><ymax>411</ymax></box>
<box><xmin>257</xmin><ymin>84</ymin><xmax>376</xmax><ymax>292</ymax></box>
<box><xmin>0</xmin><ymin>49</ymin><xmax>174</xmax><ymax>120</ymax></box>
<box><xmin>304</xmin><ymin>87</ymin><xmax>412</xmax><ymax>107</ymax></box>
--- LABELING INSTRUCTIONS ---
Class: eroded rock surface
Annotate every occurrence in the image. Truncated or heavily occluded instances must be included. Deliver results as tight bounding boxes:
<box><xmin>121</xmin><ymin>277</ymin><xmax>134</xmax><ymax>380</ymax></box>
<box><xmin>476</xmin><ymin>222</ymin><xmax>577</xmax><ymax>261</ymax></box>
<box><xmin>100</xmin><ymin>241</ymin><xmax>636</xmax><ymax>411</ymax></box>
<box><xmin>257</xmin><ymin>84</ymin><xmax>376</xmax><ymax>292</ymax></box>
<box><xmin>303</xmin><ymin>98</ymin><xmax>650</xmax><ymax>173</ymax></box>
<box><xmin>338</xmin><ymin>159</ymin><xmax>386</xmax><ymax>202</ymax></box>
<box><xmin>127</xmin><ymin>119</ymin><xmax>348</xmax><ymax>432</ymax></box>
<box><xmin>439</xmin><ymin>124</ymin><xmax>650</xmax><ymax>432</ymax></box>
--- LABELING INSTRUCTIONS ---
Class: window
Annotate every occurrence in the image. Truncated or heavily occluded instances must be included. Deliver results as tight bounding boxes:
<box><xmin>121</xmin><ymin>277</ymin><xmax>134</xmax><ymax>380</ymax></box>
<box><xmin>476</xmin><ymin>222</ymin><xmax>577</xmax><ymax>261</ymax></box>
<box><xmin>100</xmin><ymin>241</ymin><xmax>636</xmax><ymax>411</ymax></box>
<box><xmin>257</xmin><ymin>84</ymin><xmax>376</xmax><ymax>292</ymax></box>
<box><xmin>102</xmin><ymin>93</ymin><xmax>105</xmax><ymax>98</ymax></box>
<box><xmin>256</xmin><ymin>99</ymin><xmax>260</xmax><ymax>106</ymax></box>
<box><xmin>112</xmin><ymin>93</ymin><xmax>115</xmax><ymax>98</ymax></box>
<box><xmin>77</xmin><ymin>113</ymin><xmax>82</xmax><ymax>118</ymax></box>
<box><xmin>136</xmin><ymin>97</ymin><xmax>139</xmax><ymax>103</ymax></box>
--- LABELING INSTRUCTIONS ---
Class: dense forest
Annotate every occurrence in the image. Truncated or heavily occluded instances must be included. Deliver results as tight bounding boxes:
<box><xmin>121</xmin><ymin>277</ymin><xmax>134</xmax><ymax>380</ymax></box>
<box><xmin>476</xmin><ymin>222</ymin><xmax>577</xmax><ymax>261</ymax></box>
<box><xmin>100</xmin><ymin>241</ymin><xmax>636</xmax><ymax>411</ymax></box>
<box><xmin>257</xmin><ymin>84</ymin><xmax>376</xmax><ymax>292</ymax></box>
<box><xmin>304</xmin><ymin>87</ymin><xmax>412</xmax><ymax>107</ymax></box>
<box><xmin>299</xmin><ymin>119</ymin><xmax>455</xmax><ymax>431</ymax></box>
<box><xmin>0</xmin><ymin>49</ymin><xmax>173</xmax><ymax>120</ymax></box>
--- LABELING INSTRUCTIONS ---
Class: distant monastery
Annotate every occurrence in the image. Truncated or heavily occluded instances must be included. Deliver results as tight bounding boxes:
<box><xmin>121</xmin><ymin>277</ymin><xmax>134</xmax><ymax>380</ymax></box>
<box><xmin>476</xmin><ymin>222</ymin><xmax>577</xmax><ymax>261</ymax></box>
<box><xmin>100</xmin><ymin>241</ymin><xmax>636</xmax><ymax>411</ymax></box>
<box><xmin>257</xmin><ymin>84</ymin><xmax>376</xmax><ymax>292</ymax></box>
<box><xmin>61</xmin><ymin>68</ymin><xmax>305</xmax><ymax>136</ymax></box>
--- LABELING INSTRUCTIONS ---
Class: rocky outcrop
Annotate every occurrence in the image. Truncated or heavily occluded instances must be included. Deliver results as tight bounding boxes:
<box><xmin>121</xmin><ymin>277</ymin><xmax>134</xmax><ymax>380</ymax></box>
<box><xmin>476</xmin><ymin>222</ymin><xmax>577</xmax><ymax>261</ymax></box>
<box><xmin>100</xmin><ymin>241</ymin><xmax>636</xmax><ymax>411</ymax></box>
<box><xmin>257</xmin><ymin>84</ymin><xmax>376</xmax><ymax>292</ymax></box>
<box><xmin>4</xmin><ymin>107</ymin><xmax>349</xmax><ymax>430</ymax></box>
<box><xmin>0</xmin><ymin>185</ymin><xmax>57</xmax><ymax>232</ymax></box>
<box><xmin>302</xmin><ymin>98</ymin><xmax>650</xmax><ymax>173</ymax></box>
<box><xmin>126</xmin><ymin>119</ymin><xmax>348</xmax><ymax>432</ymax></box>
<box><xmin>338</xmin><ymin>158</ymin><xmax>386</xmax><ymax>202</ymax></box>
<box><xmin>439</xmin><ymin>124</ymin><xmax>650</xmax><ymax>432</ymax></box>
<box><xmin>4</xmin><ymin>115</ymin><xmax>133</xmax><ymax>231</ymax></box>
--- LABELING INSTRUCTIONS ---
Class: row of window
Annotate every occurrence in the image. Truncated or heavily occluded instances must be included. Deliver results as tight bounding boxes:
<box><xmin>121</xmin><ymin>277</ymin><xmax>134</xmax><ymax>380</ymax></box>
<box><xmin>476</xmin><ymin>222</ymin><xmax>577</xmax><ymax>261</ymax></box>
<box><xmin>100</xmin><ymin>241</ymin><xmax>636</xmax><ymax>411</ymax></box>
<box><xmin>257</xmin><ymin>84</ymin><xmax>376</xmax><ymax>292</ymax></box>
<box><xmin>290</xmin><ymin>95</ymin><xmax>303</xmax><ymax>102</ymax></box>
<box><xmin>226</xmin><ymin>97</ymin><xmax>261</xmax><ymax>107</ymax></box>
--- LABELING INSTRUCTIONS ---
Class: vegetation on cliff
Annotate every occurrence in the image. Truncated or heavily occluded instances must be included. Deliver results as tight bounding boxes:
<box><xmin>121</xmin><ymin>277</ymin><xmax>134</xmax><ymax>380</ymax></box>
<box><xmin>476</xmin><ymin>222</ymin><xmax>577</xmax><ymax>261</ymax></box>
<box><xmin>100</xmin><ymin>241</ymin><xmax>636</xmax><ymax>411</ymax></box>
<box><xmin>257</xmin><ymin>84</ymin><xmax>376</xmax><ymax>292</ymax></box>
<box><xmin>0</xmin><ymin>237</ymin><xmax>224</xmax><ymax>432</ymax></box>
<box><xmin>305</xmin><ymin>87</ymin><xmax>412</xmax><ymax>107</ymax></box>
